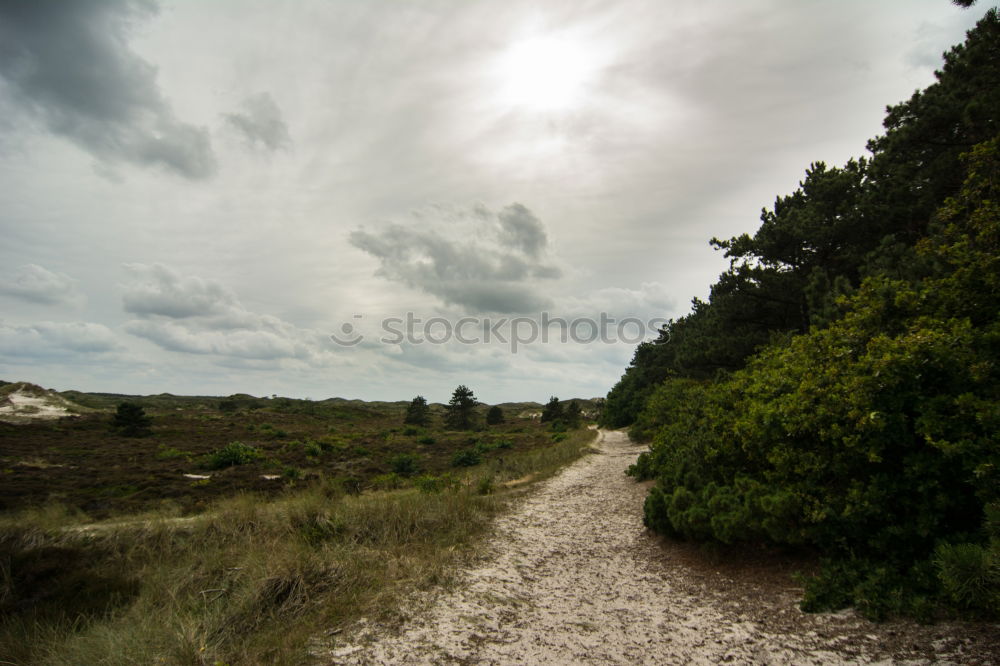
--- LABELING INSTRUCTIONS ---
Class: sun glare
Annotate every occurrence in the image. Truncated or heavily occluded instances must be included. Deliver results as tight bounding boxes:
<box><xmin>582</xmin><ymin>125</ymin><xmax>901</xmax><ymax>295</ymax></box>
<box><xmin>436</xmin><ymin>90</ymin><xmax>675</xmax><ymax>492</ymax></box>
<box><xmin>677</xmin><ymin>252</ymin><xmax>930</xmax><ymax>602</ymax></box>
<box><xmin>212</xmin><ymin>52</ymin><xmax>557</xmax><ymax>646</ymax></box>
<box><xmin>496</xmin><ymin>34</ymin><xmax>594</xmax><ymax>111</ymax></box>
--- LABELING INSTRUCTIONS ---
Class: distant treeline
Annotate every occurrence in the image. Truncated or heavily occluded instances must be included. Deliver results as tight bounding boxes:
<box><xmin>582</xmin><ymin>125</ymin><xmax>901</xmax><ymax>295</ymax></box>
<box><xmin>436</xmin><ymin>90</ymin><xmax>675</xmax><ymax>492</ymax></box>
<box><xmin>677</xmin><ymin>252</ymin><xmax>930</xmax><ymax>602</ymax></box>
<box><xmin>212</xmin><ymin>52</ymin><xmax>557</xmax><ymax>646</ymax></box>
<box><xmin>605</xmin><ymin>10</ymin><xmax>1000</xmax><ymax>619</ymax></box>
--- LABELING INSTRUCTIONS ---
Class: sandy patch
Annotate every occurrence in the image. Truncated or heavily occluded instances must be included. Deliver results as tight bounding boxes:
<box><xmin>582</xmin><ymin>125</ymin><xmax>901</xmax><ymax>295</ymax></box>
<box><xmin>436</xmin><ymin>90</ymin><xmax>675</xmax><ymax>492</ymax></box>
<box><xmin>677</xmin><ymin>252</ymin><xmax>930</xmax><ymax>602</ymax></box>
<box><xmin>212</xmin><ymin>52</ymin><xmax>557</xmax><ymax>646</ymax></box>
<box><xmin>321</xmin><ymin>430</ymin><xmax>998</xmax><ymax>665</ymax></box>
<box><xmin>0</xmin><ymin>387</ymin><xmax>74</xmax><ymax>422</ymax></box>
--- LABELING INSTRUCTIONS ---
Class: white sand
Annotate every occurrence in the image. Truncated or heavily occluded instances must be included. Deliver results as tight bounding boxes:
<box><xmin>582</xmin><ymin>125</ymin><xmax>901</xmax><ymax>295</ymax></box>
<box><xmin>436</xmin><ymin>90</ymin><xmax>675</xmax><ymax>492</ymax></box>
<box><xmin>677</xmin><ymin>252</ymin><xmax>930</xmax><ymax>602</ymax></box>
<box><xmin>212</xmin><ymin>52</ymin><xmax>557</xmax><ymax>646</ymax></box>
<box><xmin>0</xmin><ymin>388</ymin><xmax>73</xmax><ymax>422</ymax></box>
<box><xmin>322</xmin><ymin>430</ymin><xmax>997</xmax><ymax>665</ymax></box>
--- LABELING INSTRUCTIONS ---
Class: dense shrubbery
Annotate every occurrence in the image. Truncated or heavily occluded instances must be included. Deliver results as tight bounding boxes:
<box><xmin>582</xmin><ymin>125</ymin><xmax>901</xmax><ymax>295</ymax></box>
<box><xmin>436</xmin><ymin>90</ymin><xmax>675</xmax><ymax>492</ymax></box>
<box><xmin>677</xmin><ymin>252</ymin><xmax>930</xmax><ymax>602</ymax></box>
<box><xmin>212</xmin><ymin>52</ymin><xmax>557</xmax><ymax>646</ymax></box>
<box><xmin>207</xmin><ymin>441</ymin><xmax>264</xmax><ymax>469</ymax></box>
<box><xmin>618</xmin><ymin>12</ymin><xmax>1000</xmax><ymax>619</ymax></box>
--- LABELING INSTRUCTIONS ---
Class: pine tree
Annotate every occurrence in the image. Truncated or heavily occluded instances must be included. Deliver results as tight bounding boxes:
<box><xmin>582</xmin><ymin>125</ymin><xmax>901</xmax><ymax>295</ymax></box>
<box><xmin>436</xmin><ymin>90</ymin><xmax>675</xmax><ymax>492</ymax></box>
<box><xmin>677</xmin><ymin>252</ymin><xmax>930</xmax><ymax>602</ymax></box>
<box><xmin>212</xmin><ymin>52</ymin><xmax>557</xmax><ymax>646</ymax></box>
<box><xmin>540</xmin><ymin>396</ymin><xmax>563</xmax><ymax>424</ymax></box>
<box><xmin>403</xmin><ymin>395</ymin><xmax>430</xmax><ymax>426</ymax></box>
<box><xmin>112</xmin><ymin>401</ymin><xmax>152</xmax><ymax>437</ymax></box>
<box><xmin>444</xmin><ymin>385</ymin><xmax>478</xmax><ymax>430</ymax></box>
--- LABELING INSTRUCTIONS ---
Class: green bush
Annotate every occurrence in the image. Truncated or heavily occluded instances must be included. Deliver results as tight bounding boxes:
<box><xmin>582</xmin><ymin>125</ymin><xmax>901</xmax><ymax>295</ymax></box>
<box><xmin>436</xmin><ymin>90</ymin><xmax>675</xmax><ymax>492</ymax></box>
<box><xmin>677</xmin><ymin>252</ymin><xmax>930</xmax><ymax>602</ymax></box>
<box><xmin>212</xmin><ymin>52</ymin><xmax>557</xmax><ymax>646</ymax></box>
<box><xmin>207</xmin><ymin>441</ymin><xmax>263</xmax><ymax>469</ymax></box>
<box><xmin>450</xmin><ymin>449</ymin><xmax>482</xmax><ymax>467</ymax></box>
<box><xmin>934</xmin><ymin>542</ymin><xmax>1000</xmax><ymax>616</ymax></box>
<box><xmin>417</xmin><ymin>436</ymin><xmax>436</xmax><ymax>445</ymax></box>
<box><xmin>111</xmin><ymin>402</ymin><xmax>152</xmax><ymax>437</ymax></box>
<box><xmin>632</xmin><ymin>138</ymin><xmax>1000</xmax><ymax>619</ymax></box>
<box><xmin>388</xmin><ymin>453</ymin><xmax>421</xmax><ymax>477</ymax></box>
<box><xmin>413</xmin><ymin>474</ymin><xmax>458</xmax><ymax>494</ymax></box>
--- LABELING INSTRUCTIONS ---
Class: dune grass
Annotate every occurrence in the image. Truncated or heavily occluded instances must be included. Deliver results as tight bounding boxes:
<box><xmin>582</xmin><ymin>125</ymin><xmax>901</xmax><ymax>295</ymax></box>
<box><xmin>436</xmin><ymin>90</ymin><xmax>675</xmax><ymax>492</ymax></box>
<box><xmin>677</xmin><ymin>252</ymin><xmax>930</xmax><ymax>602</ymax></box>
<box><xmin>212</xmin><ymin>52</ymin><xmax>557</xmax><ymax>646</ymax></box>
<box><xmin>0</xmin><ymin>428</ymin><xmax>596</xmax><ymax>665</ymax></box>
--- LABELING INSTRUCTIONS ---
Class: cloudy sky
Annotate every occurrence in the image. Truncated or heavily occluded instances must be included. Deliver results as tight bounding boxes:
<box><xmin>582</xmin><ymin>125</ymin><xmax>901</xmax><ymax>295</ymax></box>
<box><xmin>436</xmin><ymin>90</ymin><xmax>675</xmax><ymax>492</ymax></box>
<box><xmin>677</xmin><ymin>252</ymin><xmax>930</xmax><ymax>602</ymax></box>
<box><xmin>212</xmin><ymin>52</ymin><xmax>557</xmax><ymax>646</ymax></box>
<box><xmin>0</xmin><ymin>0</ymin><xmax>985</xmax><ymax>403</ymax></box>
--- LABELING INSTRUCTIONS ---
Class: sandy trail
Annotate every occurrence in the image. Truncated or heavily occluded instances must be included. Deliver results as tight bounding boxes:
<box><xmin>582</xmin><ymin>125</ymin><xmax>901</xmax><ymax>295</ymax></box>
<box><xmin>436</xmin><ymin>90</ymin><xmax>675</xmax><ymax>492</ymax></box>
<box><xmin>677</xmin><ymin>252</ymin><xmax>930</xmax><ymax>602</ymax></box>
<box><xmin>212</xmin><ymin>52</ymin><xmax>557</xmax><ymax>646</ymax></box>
<box><xmin>325</xmin><ymin>430</ymin><xmax>998</xmax><ymax>665</ymax></box>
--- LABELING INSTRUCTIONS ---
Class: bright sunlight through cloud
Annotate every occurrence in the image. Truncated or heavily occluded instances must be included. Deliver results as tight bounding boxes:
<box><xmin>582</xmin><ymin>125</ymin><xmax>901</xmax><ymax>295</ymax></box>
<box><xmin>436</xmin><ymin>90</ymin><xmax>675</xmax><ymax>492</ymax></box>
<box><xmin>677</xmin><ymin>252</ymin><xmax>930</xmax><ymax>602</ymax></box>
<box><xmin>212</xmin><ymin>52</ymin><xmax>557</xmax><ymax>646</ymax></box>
<box><xmin>496</xmin><ymin>34</ymin><xmax>595</xmax><ymax>111</ymax></box>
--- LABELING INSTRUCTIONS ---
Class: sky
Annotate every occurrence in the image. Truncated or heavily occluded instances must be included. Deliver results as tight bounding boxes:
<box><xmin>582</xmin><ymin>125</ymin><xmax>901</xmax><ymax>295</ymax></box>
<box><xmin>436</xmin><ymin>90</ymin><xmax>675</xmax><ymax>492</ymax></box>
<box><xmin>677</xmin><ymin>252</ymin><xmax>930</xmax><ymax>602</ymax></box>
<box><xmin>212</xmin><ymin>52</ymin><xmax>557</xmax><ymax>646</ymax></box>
<box><xmin>0</xmin><ymin>0</ymin><xmax>987</xmax><ymax>403</ymax></box>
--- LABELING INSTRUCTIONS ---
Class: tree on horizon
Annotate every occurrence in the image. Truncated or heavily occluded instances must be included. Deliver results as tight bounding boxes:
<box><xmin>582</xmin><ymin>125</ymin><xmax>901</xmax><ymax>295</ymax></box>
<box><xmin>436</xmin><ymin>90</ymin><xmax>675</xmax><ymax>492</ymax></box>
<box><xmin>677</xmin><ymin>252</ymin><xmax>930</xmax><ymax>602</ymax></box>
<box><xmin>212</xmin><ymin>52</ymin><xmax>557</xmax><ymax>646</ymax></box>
<box><xmin>444</xmin><ymin>385</ymin><xmax>478</xmax><ymax>430</ymax></box>
<box><xmin>403</xmin><ymin>395</ymin><xmax>430</xmax><ymax>426</ymax></box>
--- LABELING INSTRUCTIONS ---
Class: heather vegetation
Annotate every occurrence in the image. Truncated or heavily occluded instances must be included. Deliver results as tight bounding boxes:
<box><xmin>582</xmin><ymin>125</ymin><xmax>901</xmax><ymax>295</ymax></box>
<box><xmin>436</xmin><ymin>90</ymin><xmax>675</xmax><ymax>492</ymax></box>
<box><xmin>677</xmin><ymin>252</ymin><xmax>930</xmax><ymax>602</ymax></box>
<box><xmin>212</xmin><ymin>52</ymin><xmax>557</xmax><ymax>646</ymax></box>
<box><xmin>610</xmin><ymin>11</ymin><xmax>1000</xmax><ymax>619</ymax></box>
<box><xmin>0</xmin><ymin>387</ymin><xmax>597</xmax><ymax>664</ymax></box>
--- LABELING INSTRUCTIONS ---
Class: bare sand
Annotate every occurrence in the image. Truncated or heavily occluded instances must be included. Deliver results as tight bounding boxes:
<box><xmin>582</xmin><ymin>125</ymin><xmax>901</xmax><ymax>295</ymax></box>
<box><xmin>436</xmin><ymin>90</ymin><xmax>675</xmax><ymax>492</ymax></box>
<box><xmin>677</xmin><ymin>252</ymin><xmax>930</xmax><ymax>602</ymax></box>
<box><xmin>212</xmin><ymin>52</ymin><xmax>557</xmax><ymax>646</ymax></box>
<box><xmin>323</xmin><ymin>430</ymin><xmax>998</xmax><ymax>665</ymax></box>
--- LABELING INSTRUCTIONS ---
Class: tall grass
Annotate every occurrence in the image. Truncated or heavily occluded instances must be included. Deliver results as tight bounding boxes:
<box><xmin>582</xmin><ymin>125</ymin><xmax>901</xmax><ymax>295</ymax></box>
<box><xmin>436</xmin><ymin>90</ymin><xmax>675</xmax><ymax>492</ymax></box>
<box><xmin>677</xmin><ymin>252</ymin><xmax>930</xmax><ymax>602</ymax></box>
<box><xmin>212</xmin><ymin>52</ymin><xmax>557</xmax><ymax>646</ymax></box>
<box><xmin>0</xmin><ymin>429</ymin><xmax>595</xmax><ymax>665</ymax></box>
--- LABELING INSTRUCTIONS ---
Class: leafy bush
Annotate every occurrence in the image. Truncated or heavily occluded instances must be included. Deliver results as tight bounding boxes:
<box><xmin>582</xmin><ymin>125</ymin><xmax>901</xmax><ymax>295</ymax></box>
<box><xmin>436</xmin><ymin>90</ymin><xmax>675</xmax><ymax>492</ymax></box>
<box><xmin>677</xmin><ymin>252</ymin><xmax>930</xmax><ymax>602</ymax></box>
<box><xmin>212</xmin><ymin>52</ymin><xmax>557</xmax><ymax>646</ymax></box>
<box><xmin>632</xmin><ymin>137</ymin><xmax>1000</xmax><ymax>619</ymax></box>
<box><xmin>388</xmin><ymin>453</ymin><xmax>421</xmax><ymax>477</ymax></box>
<box><xmin>485</xmin><ymin>405</ymin><xmax>504</xmax><ymax>425</ymax></box>
<box><xmin>207</xmin><ymin>441</ymin><xmax>263</xmax><ymax>469</ymax></box>
<box><xmin>450</xmin><ymin>449</ymin><xmax>482</xmax><ymax>467</ymax></box>
<box><xmin>934</xmin><ymin>542</ymin><xmax>1000</xmax><ymax>616</ymax></box>
<box><xmin>417</xmin><ymin>435</ymin><xmax>436</xmax><ymax>445</ymax></box>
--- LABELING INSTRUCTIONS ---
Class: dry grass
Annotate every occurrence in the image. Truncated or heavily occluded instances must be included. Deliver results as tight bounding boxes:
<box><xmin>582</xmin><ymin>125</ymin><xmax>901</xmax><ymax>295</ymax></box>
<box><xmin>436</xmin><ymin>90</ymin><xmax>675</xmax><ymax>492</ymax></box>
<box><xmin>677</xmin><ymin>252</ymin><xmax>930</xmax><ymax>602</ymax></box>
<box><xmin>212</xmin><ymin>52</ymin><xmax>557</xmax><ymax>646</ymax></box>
<box><xmin>0</xmin><ymin>429</ymin><xmax>595</xmax><ymax>665</ymax></box>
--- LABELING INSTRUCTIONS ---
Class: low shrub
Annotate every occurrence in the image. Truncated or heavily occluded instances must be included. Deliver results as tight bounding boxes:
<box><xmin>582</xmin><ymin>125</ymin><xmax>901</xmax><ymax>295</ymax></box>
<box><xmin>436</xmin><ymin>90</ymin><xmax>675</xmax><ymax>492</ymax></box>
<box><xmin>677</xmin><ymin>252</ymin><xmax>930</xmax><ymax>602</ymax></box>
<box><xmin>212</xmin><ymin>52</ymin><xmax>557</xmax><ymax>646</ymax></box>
<box><xmin>207</xmin><ymin>441</ymin><xmax>263</xmax><ymax>469</ymax></box>
<box><xmin>451</xmin><ymin>449</ymin><xmax>482</xmax><ymax>468</ymax></box>
<box><xmin>389</xmin><ymin>453</ymin><xmax>421</xmax><ymax>477</ymax></box>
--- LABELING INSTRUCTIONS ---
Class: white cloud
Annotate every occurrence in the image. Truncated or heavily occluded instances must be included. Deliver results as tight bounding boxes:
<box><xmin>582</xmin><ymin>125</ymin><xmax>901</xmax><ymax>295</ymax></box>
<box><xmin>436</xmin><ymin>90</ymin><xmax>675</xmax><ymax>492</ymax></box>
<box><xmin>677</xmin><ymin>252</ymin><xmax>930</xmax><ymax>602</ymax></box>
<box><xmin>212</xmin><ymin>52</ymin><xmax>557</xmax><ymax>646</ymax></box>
<box><xmin>0</xmin><ymin>264</ymin><xmax>83</xmax><ymax>306</ymax></box>
<box><xmin>0</xmin><ymin>321</ymin><xmax>121</xmax><ymax>358</ymax></box>
<box><xmin>121</xmin><ymin>263</ymin><xmax>332</xmax><ymax>363</ymax></box>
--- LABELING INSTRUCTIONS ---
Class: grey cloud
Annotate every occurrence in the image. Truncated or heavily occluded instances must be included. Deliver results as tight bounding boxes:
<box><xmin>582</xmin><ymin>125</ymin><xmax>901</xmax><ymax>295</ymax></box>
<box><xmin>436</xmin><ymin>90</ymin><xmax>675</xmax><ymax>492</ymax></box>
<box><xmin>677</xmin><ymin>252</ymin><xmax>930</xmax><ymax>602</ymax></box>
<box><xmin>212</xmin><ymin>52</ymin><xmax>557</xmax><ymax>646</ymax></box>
<box><xmin>122</xmin><ymin>263</ymin><xmax>237</xmax><ymax>319</ymax></box>
<box><xmin>123</xmin><ymin>319</ymin><xmax>308</xmax><ymax>360</ymax></box>
<box><xmin>497</xmin><ymin>203</ymin><xmax>548</xmax><ymax>257</ymax></box>
<box><xmin>121</xmin><ymin>263</ymin><xmax>330</xmax><ymax>362</ymax></box>
<box><xmin>0</xmin><ymin>0</ymin><xmax>215</xmax><ymax>179</ymax></box>
<box><xmin>0</xmin><ymin>321</ymin><xmax>121</xmax><ymax>358</ymax></box>
<box><xmin>224</xmin><ymin>92</ymin><xmax>291</xmax><ymax>151</ymax></box>
<box><xmin>0</xmin><ymin>264</ymin><xmax>82</xmax><ymax>306</ymax></box>
<box><xmin>349</xmin><ymin>203</ymin><xmax>561</xmax><ymax>314</ymax></box>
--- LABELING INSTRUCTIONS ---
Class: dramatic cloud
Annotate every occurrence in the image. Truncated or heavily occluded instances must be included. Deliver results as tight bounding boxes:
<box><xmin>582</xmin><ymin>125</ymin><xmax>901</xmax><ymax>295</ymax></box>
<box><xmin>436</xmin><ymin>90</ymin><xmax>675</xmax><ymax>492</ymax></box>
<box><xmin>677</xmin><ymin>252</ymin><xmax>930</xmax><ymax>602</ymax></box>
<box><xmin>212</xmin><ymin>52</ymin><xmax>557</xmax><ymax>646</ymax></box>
<box><xmin>224</xmin><ymin>92</ymin><xmax>291</xmax><ymax>151</ymax></box>
<box><xmin>0</xmin><ymin>1</ymin><xmax>981</xmax><ymax>400</ymax></box>
<box><xmin>350</xmin><ymin>203</ymin><xmax>562</xmax><ymax>313</ymax></box>
<box><xmin>0</xmin><ymin>321</ymin><xmax>120</xmax><ymax>358</ymax></box>
<box><xmin>121</xmin><ymin>263</ymin><xmax>327</xmax><ymax>362</ymax></box>
<box><xmin>0</xmin><ymin>0</ymin><xmax>215</xmax><ymax>179</ymax></box>
<box><xmin>0</xmin><ymin>264</ymin><xmax>82</xmax><ymax>306</ymax></box>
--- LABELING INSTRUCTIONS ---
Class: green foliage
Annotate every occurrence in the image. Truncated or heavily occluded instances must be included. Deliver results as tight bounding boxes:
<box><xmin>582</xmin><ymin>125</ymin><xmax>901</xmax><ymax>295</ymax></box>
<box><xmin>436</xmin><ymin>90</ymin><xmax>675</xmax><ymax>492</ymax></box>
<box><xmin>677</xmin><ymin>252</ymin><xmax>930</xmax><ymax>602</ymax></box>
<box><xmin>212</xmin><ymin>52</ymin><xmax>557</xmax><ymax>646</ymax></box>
<box><xmin>632</xmin><ymin>135</ymin><xmax>1000</xmax><ymax>618</ymax></box>
<box><xmin>388</xmin><ymin>453</ymin><xmax>421</xmax><ymax>477</ymax></box>
<box><xmin>413</xmin><ymin>474</ymin><xmax>457</xmax><ymax>494</ymax></box>
<box><xmin>111</xmin><ymin>402</ymin><xmax>152</xmax><ymax>437</ymax></box>
<box><xmin>417</xmin><ymin>435</ymin><xmax>436</xmax><ymax>445</ymax></box>
<box><xmin>403</xmin><ymin>395</ymin><xmax>430</xmax><ymax>426</ymax></box>
<box><xmin>207</xmin><ymin>442</ymin><xmax>263</xmax><ymax>469</ymax></box>
<box><xmin>485</xmin><ymin>405</ymin><xmax>505</xmax><ymax>425</ymax></box>
<box><xmin>444</xmin><ymin>385</ymin><xmax>478</xmax><ymax>430</ymax></box>
<box><xmin>934</xmin><ymin>542</ymin><xmax>1000</xmax><ymax>615</ymax></box>
<box><xmin>540</xmin><ymin>396</ymin><xmax>563</xmax><ymax>424</ymax></box>
<box><xmin>155</xmin><ymin>446</ymin><xmax>188</xmax><ymax>461</ymax></box>
<box><xmin>563</xmin><ymin>400</ymin><xmax>582</xmax><ymax>428</ymax></box>
<box><xmin>475</xmin><ymin>475</ymin><xmax>494</xmax><ymax>496</ymax></box>
<box><xmin>450</xmin><ymin>449</ymin><xmax>482</xmax><ymax>468</ymax></box>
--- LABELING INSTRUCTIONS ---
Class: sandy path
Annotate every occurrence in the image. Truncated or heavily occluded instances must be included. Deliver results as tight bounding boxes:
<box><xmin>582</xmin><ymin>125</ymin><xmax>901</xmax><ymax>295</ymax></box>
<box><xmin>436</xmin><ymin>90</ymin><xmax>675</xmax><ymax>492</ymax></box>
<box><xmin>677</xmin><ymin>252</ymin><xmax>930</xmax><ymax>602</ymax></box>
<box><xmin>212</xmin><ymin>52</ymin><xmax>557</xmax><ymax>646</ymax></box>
<box><xmin>324</xmin><ymin>430</ymin><xmax>998</xmax><ymax>665</ymax></box>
